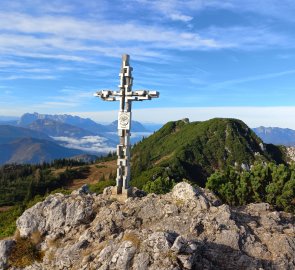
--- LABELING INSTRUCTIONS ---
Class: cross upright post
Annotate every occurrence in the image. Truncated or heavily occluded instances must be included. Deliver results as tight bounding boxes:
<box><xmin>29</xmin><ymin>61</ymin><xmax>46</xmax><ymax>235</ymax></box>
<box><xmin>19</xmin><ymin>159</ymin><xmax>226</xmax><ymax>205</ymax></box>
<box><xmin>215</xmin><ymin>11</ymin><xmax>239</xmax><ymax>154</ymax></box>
<box><xmin>94</xmin><ymin>54</ymin><xmax>159</xmax><ymax>198</ymax></box>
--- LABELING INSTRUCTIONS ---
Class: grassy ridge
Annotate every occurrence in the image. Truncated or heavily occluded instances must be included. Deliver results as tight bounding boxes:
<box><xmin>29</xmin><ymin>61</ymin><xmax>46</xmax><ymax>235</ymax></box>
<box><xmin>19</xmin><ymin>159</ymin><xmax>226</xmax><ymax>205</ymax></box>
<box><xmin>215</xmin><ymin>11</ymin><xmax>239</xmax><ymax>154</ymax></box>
<box><xmin>131</xmin><ymin>118</ymin><xmax>285</xmax><ymax>188</ymax></box>
<box><xmin>0</xmin><ymin>161</ymin><xmax>90</xmax><ymax>207</ymax></box>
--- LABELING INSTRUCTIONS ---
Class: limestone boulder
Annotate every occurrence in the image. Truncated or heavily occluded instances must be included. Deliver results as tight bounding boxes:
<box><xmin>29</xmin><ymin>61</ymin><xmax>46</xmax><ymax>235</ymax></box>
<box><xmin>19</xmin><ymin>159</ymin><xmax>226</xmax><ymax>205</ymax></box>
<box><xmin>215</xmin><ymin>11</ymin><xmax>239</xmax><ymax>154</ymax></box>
<box><xmin>1</xmin><ymin>181</ymin><xmax>293</xmax><ymax>270</ymax></box>
<box><xmin>0</xmin><ymin>240</ymin><xmax>15</xmax><ymax>269</ymax></box>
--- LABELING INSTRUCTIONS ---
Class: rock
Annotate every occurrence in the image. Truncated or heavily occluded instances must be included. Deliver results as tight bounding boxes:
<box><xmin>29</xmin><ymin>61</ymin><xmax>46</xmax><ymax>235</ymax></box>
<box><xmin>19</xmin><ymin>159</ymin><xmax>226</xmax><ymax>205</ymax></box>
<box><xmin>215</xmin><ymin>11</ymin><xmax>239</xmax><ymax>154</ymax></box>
<box><xmin>286</xmin><ymin>147</ymin><xmax>295</xmax><ymax>162</ymax></box>
<box><xmin>1</xmin><ymin>182</ymin><xmax>293</xmax><ymax>270</ymax></box>
<box><xmin>71</xmin><ymin>184</ymin><xmax>90</xmax><ymax>195</ymax></box>
<box><xmin>241</xmin><ymin>163</ymin><xmax>250</xmax><ymax>171</ymax></box>
<box><xmin>0</xmin><ymin>240</ymin><xmax>15</xmax><ymax>269</ymax></box>
<box><xmin>110</xmin><ymin>240</ymin><xmax>136</xmax><ymax>270</ymax></box>
<box><xmin>133</xmin><ymin>252</ymin><xmax>150</xmax><ymax>270</ymax></box>
<box><xmin>177</xmin><ymin>254</ymin><xmax>193</xmax><ymax>269</ymax></box>
<box><xmin>259</xmin><ymin>142</ymin><xmax>266</xmax><ymax>151</ymax></box>
<box><xmin>144</xmin><ymin>232</ymin><xmax>174</xmax><ymax>253</ymax></box>
<box><xmin>171</xmin><ymin>236</ymin><xmax>187</xmax><ymax>253</ymax></box>
<box><xmin>131</xmin><ymin>187</ymin><xmax>147</xmax><ymax>198</ymax></box>
<box><xmin>171</xmin><ymin>236</ymin><xmax>197</xmax><ymax>255</ymax></box>
<box><xmin>103</xmin><ymin>186</ymin><xmax>113</xmax><ymax>196</ymax></box>
<box><xmin>171</xmin><ymin>182</ymin><xmax>200</xmax><ymax>202</ymax></box>
<box><xmin>16</xmin><ymin>193</ymin><xmax>94</xmax><ymax>237</ymax></box>
<box><xmin>171</xmin><ymin>182</ymin><xmax>211</xmax><ymax>210</ymax></box>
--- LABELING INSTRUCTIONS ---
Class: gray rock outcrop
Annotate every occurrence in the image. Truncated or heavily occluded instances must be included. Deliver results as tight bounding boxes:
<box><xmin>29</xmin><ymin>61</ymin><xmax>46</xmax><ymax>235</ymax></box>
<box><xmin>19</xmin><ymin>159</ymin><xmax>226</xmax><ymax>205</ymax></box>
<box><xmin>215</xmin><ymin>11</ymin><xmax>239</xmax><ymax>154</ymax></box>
<box><xmin>0</xmin><ymin>240</ymin><xmax>15</xmax><ymax>269</ymax></box>
<box><xmin>1</xmin><ymin>182</ymin><xmax>294</xmax><ymax>270</ymax></box>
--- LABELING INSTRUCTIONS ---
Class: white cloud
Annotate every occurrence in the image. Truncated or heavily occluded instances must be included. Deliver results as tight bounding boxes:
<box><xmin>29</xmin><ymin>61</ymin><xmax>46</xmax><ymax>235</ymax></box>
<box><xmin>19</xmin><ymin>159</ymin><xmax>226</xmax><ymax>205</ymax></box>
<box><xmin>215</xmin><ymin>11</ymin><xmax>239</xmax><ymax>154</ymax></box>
<box><xmin>170</xmin><ymin>13</ymin><xmax>193</xmax><ymax>22</ymax></box>
<box><xmin>0</xmin><ymin>75</ymin><xmax>57</xmax><ymax>80</ymax></box>
<box><xmin>32</xmin><ymin>89</ymin><xmax>95</xmax><ymax>109</ymax></box>
<box><xmin>1</xmin><ymin>10</ymin><xmax>288</xmax><ymax>66</ymax></box>
<box><xmin>135</xmin><ymin>0</ymin><xmax>194</xmax><ymax>22</ymax></box>
<box><xmin>205</xmin><ymin>69</ymin><xmax>295</xmax><ymax>89</ymax></box>
<box><xmin>52</xmin><ymin>135</ymin><xmax>116</xmax><ymax>153</ymax></box>
<box><xmin>0</xmin><ymin>13</ymin><xmax>203</xmax><ymax>44</ymax></box>
<box><xmin>200</xmin><ymin>26</ymin><xmax>291</xmax><ymax>50</ymax></box>
<box><xmin>205</xmin><ymin>0</ymin><xmax>295</xmax><ymax>22</ymax></box>
<box><xmin>0</xmin><ymin>12</ymin><xmax>222</xmax><ymax>69</ymax></box>
<box><xmin>137</xmin><ymin>0</ymin><xmax>295</xmax><ymax>23</ymax></box>
<box><xmin>0</xmin><ymin>60</ymin><xmax>32</xmax><ymax>67</ymax></box>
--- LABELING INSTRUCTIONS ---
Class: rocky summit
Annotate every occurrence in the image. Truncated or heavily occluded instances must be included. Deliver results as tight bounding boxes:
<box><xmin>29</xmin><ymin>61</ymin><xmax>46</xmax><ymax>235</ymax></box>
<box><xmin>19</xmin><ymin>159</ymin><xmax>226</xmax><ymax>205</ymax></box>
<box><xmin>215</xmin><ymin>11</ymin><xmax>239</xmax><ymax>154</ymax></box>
<box><xmin>0</xmin><ymin>182</ymin><xmax>294</xmax><ymax>270</ymax></box>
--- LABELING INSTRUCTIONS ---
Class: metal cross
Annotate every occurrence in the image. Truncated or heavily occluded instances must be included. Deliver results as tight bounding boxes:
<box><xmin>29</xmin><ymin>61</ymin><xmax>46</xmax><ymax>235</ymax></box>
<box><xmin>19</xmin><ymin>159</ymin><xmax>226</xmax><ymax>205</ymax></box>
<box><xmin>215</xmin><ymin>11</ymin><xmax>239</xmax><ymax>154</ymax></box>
<box><xmin>94</xmin><ymin>54</ymin><xmax>159</xmax><ymax>197</ymax></box>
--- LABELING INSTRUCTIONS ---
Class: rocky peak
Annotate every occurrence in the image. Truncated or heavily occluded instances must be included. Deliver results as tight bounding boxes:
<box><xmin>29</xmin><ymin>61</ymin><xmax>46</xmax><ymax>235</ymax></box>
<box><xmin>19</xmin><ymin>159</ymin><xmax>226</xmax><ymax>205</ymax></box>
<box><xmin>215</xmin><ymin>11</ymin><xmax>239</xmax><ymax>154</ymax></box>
<box><xmin>1</xmin><ymin>182</ymin><xmax>294</xmax><ymax>270</ymax></box>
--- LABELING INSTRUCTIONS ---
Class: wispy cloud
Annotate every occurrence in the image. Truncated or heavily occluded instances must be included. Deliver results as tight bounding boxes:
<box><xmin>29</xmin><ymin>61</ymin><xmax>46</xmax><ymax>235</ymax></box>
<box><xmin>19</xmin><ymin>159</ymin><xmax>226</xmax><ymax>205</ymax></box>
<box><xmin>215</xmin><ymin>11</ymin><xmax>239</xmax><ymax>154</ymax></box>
<box><xmin>207</xmin><ymin>0</ymin><xmax>295</xmax><ymax>22</ymax></box>
<box><xmin>200</xmin><ymin>26</ymin><xmax>292</xmax><ymax>50</ymax></box>
<box><xmin>169</xmin><ymin>13</ymin><xmax>193</xmax><ymax>23</ymax></box>
<box><xmin>135</xmin><ymin>0</ymin><xmax>194</xmax><ymax>23</ymax></box>
<box><xmin>207</xmin><ymin>69</ymin><xmax>295</xmax><ymax>89</ymax></box>
<box><xmin>52</xmin><ymin>135</ymin><xmax>116</xmax><ymax>153</ymax></box>
<box><xmin>0</xmin><ymin>12</ymin><xmax>220</xmax><ymax>50</ymax></box>
<box><xmin>33</xmin><ymin>89</ymin><xmax>95</xmax><ymax>110</ymax></box>
<box><xmin>0</xmin><ymin>75</ymin><xmax>57</xmax><ymax>80</ymax></box>
<box><xmin>0</xmin><ymin>9</ymin><xmax>290</xmax><ymax>65</ymax></box>
<box><xmin>136</xmin><ymin>0</ymin><xmax>295</xmax><ymax>23</ymax></box>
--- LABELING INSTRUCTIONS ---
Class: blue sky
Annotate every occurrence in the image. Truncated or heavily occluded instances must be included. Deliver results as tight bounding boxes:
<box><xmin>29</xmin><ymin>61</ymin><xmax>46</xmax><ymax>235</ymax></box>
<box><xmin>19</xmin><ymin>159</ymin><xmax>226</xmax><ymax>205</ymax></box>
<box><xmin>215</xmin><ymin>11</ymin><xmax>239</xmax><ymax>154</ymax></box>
<box><xmin>0</xmin><ymin>0</ymin><xmax>295</xmax><ymax>127</ymax></box>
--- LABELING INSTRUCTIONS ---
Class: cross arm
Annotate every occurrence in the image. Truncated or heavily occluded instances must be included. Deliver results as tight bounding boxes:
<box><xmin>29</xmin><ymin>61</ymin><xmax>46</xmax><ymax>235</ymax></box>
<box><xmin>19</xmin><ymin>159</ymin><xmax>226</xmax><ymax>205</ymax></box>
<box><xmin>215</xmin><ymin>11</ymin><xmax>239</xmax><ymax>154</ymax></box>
<box><xmin>125</xmin><ymin>90</ymin><xmax>160</xmax><ymax>101</ymax></box>
<box><xmin>94</xmin><ymin>90</ymin><xmax>120</xmax><ymax>101</ymax></box>
<box><xmin>134</xmin><ymin>90</ymin><xmax>159</xmax><ymax>98</ymax></box>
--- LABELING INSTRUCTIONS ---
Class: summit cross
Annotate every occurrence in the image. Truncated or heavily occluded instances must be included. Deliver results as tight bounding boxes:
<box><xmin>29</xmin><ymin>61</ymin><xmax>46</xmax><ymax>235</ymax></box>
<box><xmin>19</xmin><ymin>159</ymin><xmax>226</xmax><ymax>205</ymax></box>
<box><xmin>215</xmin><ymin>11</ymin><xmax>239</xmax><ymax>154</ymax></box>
<box><xmin>94</xmin><ymin>54</ymin><xmax>159</xmax><ymax>198</ymax></box>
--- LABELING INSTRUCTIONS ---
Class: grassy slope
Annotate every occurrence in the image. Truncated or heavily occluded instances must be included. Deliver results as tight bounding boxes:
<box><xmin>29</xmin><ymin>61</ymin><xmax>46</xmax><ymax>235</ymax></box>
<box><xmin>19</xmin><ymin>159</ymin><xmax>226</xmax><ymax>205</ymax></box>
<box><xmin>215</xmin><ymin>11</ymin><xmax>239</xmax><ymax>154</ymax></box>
<box><xmin>131</xmin><ymin>118</ymin><xmax>285</xmax><ymax>188</ymax></box>
<box><xmin>0</xmin><ymin>159</ymin><xmax>116</xmax><ymax>239</ymax></box>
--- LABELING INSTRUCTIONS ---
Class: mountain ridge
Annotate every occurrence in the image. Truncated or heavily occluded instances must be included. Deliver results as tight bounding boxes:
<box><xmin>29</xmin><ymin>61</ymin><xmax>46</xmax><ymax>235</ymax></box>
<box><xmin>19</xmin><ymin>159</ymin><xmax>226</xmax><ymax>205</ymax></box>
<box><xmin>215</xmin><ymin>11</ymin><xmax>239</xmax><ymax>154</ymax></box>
<box><xmin>131</xmin><ymin>118</ymin><xmax>286</xmax><ymax>188</ymax></box>
<box><xmin>0</xmin><ymin>125</ymin><xmax>53</xmax><ymax>144</ymax></box>
<box><xmin>0</xmin><ymin>137</ymin><xmax>83</xmax><ymax>165</ymax></box>
<box><xmin>25</xmin><ymin>118</ymin><xmax>96</xmax><ymax>138</ymax></box>
<box><xmin>253</xmin><ymin>126</ymin><xmax>295</xmax><ymax>146</ymax></box>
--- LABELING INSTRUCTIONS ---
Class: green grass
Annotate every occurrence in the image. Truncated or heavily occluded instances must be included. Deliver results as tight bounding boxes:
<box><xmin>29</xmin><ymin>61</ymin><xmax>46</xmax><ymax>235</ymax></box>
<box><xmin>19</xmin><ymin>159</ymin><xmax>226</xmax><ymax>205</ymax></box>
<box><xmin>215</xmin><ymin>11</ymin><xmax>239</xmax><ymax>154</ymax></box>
<box><xmin>89</xmin><ymin>179</ymin><xmax>116</xmax><ymax>194</ymax></box>
<box><xmin>131</xmin><ymin>118</ymin><xmax>285</xmax><ymax>188</ymax></box>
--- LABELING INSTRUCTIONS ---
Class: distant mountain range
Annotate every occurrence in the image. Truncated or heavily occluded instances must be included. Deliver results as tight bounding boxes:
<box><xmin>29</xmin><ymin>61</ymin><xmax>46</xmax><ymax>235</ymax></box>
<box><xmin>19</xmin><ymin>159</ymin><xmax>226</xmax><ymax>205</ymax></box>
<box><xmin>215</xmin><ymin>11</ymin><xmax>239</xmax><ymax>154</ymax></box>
<box><xmin>253</xmin><ymin>126</ymin><xmax>295</xmax><ymax>146</ymax></box>
<box><xmin>17</xmin><ymin>112</ymin><xmax>111</xmax><ymax>133</ymax></box>
<box><xmin>17</xmin><ymin>112</ymin><xmax>148</xmax><ymax>133</ymax></box>
<box><xmin>25</xmin><ymin>118</ymin><xmax>96</xmax><ymax>138</ymax></box>
<box><xmin>0</xmin><ymin>125</ymin><xmax>53</xmax><ymax>144</ymax></box>
<box><xmin>0</xmin><ymin>112</ymin><xmax>152</xmax><ymax>165</ymax></box>
<box><xmin>0</xmin><ymin>137</ymin><xmax>83</xmax><ymax>165</ymax></box>
<box><xmin>2</xmin><ymin>112</ymin><xmax>294</xmax><ymax>165</ymax></box>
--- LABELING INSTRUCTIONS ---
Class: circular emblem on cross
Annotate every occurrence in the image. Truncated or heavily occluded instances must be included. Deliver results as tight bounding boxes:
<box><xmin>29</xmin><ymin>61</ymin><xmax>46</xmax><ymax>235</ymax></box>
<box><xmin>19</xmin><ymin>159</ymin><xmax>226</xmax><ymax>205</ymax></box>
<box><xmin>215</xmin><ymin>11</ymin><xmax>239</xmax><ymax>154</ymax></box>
<box><xmin>119</xmin><ymin>113</ymin><xmax>130</xmax><ymax>127</ymax></box>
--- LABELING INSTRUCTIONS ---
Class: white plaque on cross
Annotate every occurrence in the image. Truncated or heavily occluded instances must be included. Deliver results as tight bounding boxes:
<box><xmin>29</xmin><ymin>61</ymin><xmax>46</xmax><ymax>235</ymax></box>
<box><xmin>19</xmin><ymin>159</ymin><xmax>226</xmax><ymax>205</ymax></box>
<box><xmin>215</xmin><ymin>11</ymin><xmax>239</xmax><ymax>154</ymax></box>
<box><xmin>118</xmin><ymin>112</ymin><xmax>131</xmax><ymax>130</ymax></box>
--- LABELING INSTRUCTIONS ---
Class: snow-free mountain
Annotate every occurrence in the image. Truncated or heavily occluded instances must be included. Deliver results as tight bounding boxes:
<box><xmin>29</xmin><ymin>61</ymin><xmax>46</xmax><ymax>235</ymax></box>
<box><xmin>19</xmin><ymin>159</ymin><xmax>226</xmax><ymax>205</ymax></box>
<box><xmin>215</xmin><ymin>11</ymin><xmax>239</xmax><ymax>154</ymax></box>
<box><xmin>0</xmin><ymin>138</ymin><xmax>84</xmax><ymax>165</ymax></box>
<box><xmin>17</xmin><ymin>112</ymin><xmax>148</xmax><ymax>133</ymax></box>
<box><xmin>131</xmin><ymin>118</ymin><xmax>285</xmax><ymax>188</ymax></box>
<box><xmin>0</xmin><ymin>112</ymin><xmax>152</xmax><ymax>165</ymax></box>
<box><xmin>253</xmin><ymin>126</ymin><xmax>295</xmax><ymax>146</ymax></box>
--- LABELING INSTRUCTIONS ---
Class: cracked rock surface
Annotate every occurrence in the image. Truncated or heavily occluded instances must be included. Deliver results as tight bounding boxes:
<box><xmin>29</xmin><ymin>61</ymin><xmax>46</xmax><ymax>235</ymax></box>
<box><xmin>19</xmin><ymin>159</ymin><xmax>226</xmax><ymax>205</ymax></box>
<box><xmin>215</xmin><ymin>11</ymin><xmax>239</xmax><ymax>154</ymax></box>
<box><xmin>1</xmin><ymin>182</ymin><xmax>294</xmax><ymax>270</ymax></box>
